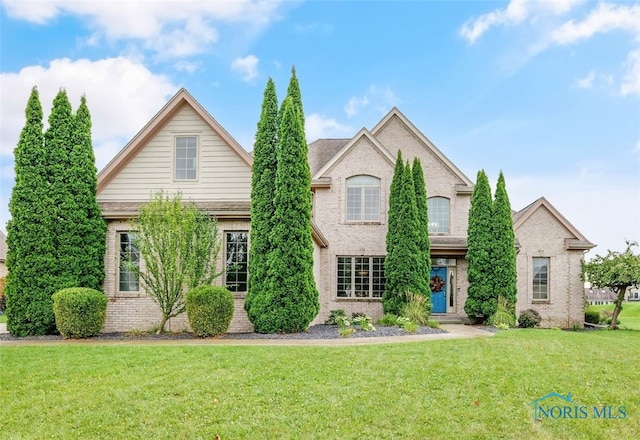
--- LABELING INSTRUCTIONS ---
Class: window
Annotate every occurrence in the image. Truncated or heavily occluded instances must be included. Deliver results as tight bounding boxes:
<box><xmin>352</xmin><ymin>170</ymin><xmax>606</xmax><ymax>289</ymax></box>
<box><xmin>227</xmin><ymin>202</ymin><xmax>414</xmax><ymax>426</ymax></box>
<box><xmin>337</xmin><ymin>256</ymin><xmax>385</xmax><ymax>298</ymax></box>
<box><xmin>532</xmin><ymin>257</ymin><xmax>549</xmax><ymax>301</ymax></box>
<box><xmin>119</xmin><ymin>232</ymin><xmax>139</xmax><ymax>292</ymax></box>
<box><xmin>175</xmin><ymin>136</ymin><xmax>197</xmax><ymax>180</ymax></box>
<box><xmin>427</xmin><ymin>197</ymin><xmax>450</xmax><ymax>233</ymax></box>
<box><xmin>226</xmin><ymin>231</ymin><xmax>248</xmax><ymax>292</ymax></box>
<box><xmin>346</xmin><ymin>175</ymin><xmax>380</xmax><ymax>221</ymax></box>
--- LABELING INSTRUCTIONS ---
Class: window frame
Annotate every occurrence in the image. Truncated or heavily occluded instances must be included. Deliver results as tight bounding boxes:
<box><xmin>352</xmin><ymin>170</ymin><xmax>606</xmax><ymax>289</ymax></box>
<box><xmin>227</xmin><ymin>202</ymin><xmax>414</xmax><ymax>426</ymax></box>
<box><xmin>118</xmin><ymin>232</ymin><xmax>140</xmax><ymax>293</ymax></box>
<box><xmin>345</xmin><ymin>175</ymin><xmax>381</xmax><ymax>223</ymax></box>
<box><xmin>225</xmin><ymin>231</ymin><xmax>249</xmax><ymax>293</ymax></box>
<box><xmin>336</xmin><ymin>256</ymin><xmax>385</xmax><ymax>299</ymax></box>
<box><xmin>174</xmin><ymin>135</ymin><xmax>198</xmax><ymax>181</ymax></box>
<box><xmin>427</xmin><ymin>196</ymin><xmax>450</xmax><ymax>234</ymax></box>
<box><xmin>532</xmin><ymin>257</ymin><xmax>550</xmax><ymax>302</ymax></box>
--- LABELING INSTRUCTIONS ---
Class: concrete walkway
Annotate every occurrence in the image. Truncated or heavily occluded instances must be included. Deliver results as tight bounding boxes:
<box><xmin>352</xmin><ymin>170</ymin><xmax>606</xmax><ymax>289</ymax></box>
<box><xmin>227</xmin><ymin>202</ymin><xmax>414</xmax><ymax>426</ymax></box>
<box><xmin>0</xmin><ymin>324</ymin><xmax>494</xmax><ymax>347</ymax></box>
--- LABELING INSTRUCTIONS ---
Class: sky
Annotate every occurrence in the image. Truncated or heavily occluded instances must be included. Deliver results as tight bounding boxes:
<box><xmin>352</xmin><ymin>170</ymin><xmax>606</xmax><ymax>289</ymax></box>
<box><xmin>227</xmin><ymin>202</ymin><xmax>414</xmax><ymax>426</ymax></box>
<box><xmin>0</xmin><ymin>0</ymin><xmax>638</xmax><ymax>258</ymax></box>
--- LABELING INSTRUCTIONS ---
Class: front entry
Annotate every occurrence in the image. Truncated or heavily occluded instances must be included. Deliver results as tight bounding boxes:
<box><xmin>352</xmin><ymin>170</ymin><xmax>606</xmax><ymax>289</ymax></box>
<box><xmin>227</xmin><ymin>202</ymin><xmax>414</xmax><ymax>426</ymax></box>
<box><xmin>430</xmin><ymin>267</ymin><xmax>447</xmax><ymax>313</ymax></box>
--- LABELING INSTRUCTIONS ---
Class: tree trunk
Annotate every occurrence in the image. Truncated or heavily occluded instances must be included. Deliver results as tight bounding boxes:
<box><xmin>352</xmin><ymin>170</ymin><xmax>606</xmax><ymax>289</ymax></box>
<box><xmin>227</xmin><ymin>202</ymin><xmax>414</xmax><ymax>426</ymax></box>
<box><xmin>611</xmin><ymin>287</ymin><xmax>626</xmax><ymax>330</ymax></box>
<box><xmin>157</xmin><ymin>314</ymin><xmax>169</xmax><ymax>334</ymax></box>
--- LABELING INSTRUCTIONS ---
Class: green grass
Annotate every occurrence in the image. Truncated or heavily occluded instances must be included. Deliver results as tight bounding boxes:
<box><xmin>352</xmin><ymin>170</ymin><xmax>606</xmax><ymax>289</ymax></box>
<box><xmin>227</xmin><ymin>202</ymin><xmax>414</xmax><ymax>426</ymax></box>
<box><xmin>589</xmin><ymin>302</ymin><xmax>640</xmax><ymax>330</ymax></box>
<box><xmin>1</xmin><ymin>330</ymin><xmax>638</xmax><ymax>439</ymax></box>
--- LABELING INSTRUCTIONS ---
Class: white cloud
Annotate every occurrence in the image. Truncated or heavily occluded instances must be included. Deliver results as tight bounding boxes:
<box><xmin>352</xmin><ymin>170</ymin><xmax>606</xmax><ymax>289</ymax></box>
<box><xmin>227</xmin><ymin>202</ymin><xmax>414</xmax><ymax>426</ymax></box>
<box><xmin>574</xmin><ymin>70</ymin><xmax>596</xmax><ymax>89</ymax></box>
<box><xmin>231</xmin><ymin>55</ymin><xmax>259</xmax><ymax>82</ymax></box>
<box><xmin>305</xmin><ymin>114</ymin><xmax>352</xmax><ymax>141</ymax></box>
<box><xmin>620</xmin><ymin>50</ymin><xmax>640</xmax><ymax>96</ymax></box>
<box><xmin>344</xmin><ymin>95</ymin><xmax>369</xmax><ymax>117</ymax></box>
<box><xmin>174</xmin><ymin>60</ymin><xmax>202</xmax><ymax>74</ymax></box>
<box><xmin>3</xmin><ymin>0</ymin><xmax>285</xmax><ymax>57</ymax></box>
<box><xmin>0</xmin><ymin>57</ymin><xmax>178</xmax><ymax>169</ymax></box>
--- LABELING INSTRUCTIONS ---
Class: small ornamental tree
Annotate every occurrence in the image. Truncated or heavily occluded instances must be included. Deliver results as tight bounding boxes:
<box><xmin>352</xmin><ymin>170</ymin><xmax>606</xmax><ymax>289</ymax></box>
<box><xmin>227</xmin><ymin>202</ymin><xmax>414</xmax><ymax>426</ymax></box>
<box><xmin>252</xmin><ymin>96</ymin><xmax>319</xmax><ymax>333</ymax></box>
<box><xmin>6</xmin><ymin>87</ymin><xmax>59</xmax><ymax>336</ymax></box>
<box><xmin>246</xmin><ymin>78</ymin><xmax>279</xmax><ymax>320</ymax></box>
<box><xmin>490</xmin><ymin>171</ymin><xmax>517</xmax><ymax>307</ymax></box>
<box><xmin>581</xmin><ymin>241</ymin><xmax>640</xmax><ymax>329</ymax></box>
<box><xmin>129</xmin><ymin>191</ymin><xmax>222</xmax><ymax>333</ymax></box>
<box><xmin>464</xmin><ymin>170</ymin><xmax>494</xmax><ymax>319</ymax></box>
<box><xmin>412</xmin><ymin>157</ymin><xmax>432</xmax><ymax>298</ymax></box>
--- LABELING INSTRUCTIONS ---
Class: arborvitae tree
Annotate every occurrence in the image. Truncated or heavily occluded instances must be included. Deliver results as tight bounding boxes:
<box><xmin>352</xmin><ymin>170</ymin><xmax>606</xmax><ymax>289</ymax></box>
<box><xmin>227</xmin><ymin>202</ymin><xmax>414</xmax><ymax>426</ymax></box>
<box><xmin>491</xmin><ymin>171</ymin><xmax>517</xmax><ymax>307</ymax></box>
<box><xmin>251</xmin><ymin>96</ymin><xmax>319</xmax><ymax>333</ymax></box>
<box><xmin>464</xmin><ymin>170</ymin><xmax>495</xmax><ymax>319</ymax></box>
<box><xmin>383</xmin><ymin>156</ymin><xmax>427</xmax><ymax>315</ymax></box>
<box><xmin>65</xmin><ymin>95</ymin><xmax>107</xmax><ymax>290</ymax></box>
<box><xmin>5</xmin><ymin>87</ymin><xmax>59</xmax><ymax>335</ymax></box>
<box><xmin>246</xmin><ymin>78</ymin><xmax>279</xmax><ymax>320</ymax></box>
<box><xmin>412</xmin><ymin>157</ymin><xmax>432</xmax><ymax>299</ymax></box>
<box><xmin>281</xmin><ymin>66</ymin><xmax>304</xmax><ymax>126</ymax></box>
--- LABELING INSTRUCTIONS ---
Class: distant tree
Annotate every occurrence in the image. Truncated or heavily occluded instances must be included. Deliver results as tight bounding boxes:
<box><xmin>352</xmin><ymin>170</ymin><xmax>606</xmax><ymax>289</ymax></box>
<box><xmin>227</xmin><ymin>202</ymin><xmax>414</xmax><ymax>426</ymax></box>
<box><xmin>6</xmin><ymin>87</ymin><xmax>59</xmax><ymax>336</ymax></box>
<box><xmin>464</xmin><ymin>170</ymin><xmax>494</xmax><ymax>319</ymax></box>
<box><xmin>581</xmin><ymin>241</ymin><xmax>640</xmax><ymax>329</ymax></box>
<box><xmin>65</xmin><ymin>95</ymin><xmax>107</xmax><ymax>290</ymax></box>
<box><xmin>383</xmin><ymin>156</ymin><xmax>427</xmax><ymax>315</ymax></box>
<box><xmin>129</xmin><ymin>191</ymin><xmax>222</xmax><ymax>333</ymax></box>
<box><xmin>246</xmin><ymin>78</ymin><xmax>279</xmax><ymax>322</ymax></box>
<box><xmin>252</xmin><ymin>96</ymin><xmax>319</xmax><ymax>333</ymax></box>
<box><xmin>490</xmin><ymin>171</ymin><xmax>517</xmax><ymax>307</ymax></box>
<box><xmin>412</xmin><ymin>157</ymin><xmax>432</xmax><ymax>298</ymax></box>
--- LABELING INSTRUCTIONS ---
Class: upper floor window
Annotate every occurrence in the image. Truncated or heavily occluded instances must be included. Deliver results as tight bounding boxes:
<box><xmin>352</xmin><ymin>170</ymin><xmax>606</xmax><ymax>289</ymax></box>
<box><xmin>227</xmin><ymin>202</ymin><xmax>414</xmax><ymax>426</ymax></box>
<box><xmin>175</xmin><ymin>136</ymin><xmax>197</xmax><ymax>180</ymax></box>
<box><xmin>346</xmin><ymin>175</ymin><xmax>380</xmax><ymax>222</ymax></box>
<box><xmin>119</xmin><ymin>232</ymin><xmax>139</xmax><ymax>292</ymax></box>
<box><xmin>532</xmin><ymin>257</ymin><xmax>549</xmax><ymax>301</ymax></box>
<box><xmin>226</xmin><ymin>231</ymin><xmax>248</xmax><ymax>293</ymax></box>
<box><xmin>427</xmin><ymin>197</ymin><xmax>450</xmax><ymax>233</ymax></box>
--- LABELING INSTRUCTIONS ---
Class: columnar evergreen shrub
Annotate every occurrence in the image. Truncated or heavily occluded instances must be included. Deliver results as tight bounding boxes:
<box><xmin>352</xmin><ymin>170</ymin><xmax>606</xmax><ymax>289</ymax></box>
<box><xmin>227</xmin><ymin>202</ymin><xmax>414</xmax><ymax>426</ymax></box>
<box><xmin>518</xmin><ymin>309</ymin><xmax>542</xmax><ymax>328</ymax></box>
<box><xmin>52</xmin><ymin>287</ymin><xmax>107</xmax><ymax>338</ymax></box>
<box><xmin>246</xmin><ymin>78</ymin><xmax>279</xmax><ymax>319</ymax></box>
<box><xmin>491</xmin><ymin>172</ymin><xmax>517</xmax><ymax>308</ymax></box>
<box><xmin>412</xmin><ymin>157</ymin><xmax>432</xmax><ymax>299</ymax></box>
<box><xmin>186</xmin><ymin>285</ymin><xmax>234</xmax><ymax>337</ymax></box>
<box><xmin>464</xmin><ymin>170</ymin><xmax>494</xmax><ymax>319</ymax></box>
<box><xmin>6</xmin><ymin>87</ymin><xmax>60</xmax><ymax>336</ymax></box>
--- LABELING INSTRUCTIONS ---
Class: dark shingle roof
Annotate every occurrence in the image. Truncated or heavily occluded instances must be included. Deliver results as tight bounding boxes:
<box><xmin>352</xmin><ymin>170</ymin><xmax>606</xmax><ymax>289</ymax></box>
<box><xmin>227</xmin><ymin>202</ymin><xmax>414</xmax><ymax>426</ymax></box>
<box><xmin>308</xmin><ymin>138</ymin><xmax>350</xmax><ymax>175</ymax></box>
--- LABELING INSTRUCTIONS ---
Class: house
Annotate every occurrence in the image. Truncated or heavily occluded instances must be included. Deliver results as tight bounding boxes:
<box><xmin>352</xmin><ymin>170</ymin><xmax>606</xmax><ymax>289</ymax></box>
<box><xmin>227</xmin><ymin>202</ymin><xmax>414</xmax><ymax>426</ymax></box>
<box><xmin>626</xmin><ymin>287</ymin><xmax>639</xmax><ymax>301</ymax></box>
<box><xmin>0</xmin><ymin>230</ymin><xmax>7</xmax><ymax>278</ymax></box>
<box><xmin>97</xmin><ymin>88</ymin><xmax>594</xmax><ymax>332</ymax></box>
<box><xmin>585</xmin><ymin>287</ymin><xmax>617</xmax><ymax>305</ymax></box>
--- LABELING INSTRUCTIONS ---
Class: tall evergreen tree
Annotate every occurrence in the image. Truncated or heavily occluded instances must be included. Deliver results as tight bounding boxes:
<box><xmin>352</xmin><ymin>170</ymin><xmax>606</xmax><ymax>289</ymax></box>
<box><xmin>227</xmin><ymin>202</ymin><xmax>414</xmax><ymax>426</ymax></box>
<box><xmin>464</xmin><ymin>169</ymin><xmax>495</xmax><ymax>319</ymax></box>
<box><xmin>383</xmin><ymin>156</ymin><xmax>427</xmax><ymax>315</ymax></box>
<box><xmin>491</xmin><ymin>171</ymin><xmax>517</xmax><ymax>306</ymax></box>
<box><xmin>5</xmin><ymin>87</ymin><xmax>59</xmax><ymax>335</ymax></box>
<box><xmin>412</xmin><ymin>157</ymin><xmax>432</xmax><ymax>299</ymax></box>
<box><xmin>67</xmin><ymin>95</ymin><xmax>107</xmax><ymax>290</ymax></box>
<box><xmin>246</xmin><ymin>78</ymin><xmax>279</xmax><ymax>320</ymax></box>
<box><xmin>251</xmin><ymin>96</ymin><xmax>319</xmax><ymax>333</ymax></box>
<box><xmin>281</xmin><ymin>66</ymin><xmax>304</xmax><ymax>126</ymax></box>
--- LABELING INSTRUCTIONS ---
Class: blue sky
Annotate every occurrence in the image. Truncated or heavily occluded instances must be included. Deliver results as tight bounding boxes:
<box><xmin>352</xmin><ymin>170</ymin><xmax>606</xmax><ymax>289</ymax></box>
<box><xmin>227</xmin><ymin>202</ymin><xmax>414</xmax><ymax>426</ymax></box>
<box><xmin>0</xmin><ymin>0</ymin><xmax>638</xmax><ymax>257</ymax></box>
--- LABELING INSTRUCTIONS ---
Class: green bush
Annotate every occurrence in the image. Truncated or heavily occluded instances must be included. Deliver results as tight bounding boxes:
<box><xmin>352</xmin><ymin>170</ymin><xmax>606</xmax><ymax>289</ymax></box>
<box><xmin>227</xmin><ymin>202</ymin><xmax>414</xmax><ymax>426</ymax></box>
<box><xmin>488</xmin><ymin>296</ymin><xmax>516</xmax><ymax>328</ymax></box>
<box><xmin>186</xmin><ymin>285</ymin><xmax>234</xmax><ymax>337</ymax></box>
<box><xmin>585</xmin><ymin>308</ymin><xmax>600</xmax><ymax>324</ymax></box>
<box><xmin>52</xmin><ymin>287</ymin><xmax>107</xmax><ymax>338</ymax></box>
<box><xmin>325</xmin><ymin>309</ymin><xmax>346</xmax><ymax>325</ymax></box>
<box><xmin>376</xmin><ymin>313</ymin><xmax>399</xmax><ymax>326</ymax></box>
<box><xmin>518</xmin><ymin>309</ymin><xmax>542</xmax><ymax>328</ymax></box>
<box><xmin>402</xmin><ymin>291</ymin><xmax>431</xmax><ymax>325</ymax></box>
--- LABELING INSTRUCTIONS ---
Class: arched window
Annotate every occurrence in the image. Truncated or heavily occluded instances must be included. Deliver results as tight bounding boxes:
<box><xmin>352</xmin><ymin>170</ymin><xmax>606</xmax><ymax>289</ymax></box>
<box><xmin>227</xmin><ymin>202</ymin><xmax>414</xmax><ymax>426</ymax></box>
<box><xmin>427</xmin><ymin>197</ymin><xmax>450</xmax><ymax>233</ymax></box>
<box><xmin>346</xmin><ymin>175</ymin><xmax>380</xmax><ymax>222</ymax></box>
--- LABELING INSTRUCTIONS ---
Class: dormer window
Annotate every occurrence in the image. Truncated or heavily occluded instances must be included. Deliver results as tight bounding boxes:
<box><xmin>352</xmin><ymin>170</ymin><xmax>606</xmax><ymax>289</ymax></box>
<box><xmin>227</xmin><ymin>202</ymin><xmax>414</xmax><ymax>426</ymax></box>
<box><xmin>175</xmin><ymin>136</ymin><xmax>198</xmax><ymax>180</ymax></box>
<box><xmin>346</xmin><ymin>175</ymin><xmax>380</xmax><ymax>222</ymax></box>
<box><xmin>427</xmin><ymin>197</ymin><xmax>450</xmax><ymax>233</ymax></box>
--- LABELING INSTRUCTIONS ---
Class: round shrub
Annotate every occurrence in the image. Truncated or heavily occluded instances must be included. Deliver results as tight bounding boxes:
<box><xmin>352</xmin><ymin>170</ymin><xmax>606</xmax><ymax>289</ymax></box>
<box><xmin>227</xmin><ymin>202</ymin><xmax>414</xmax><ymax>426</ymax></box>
<box><xmin>518</xmin><ymin>309</ymin><xmax>542</xmax><ymax>328</ymax></box>
<box><xmin>584</xmin><ymin>308</ymin><xmax>600</xmax><ymax>324</ymax></box>
<box><xmin>186</xmin><ymin>285</ymin><xmax>234</xmax><ymax>337</ymax></box>
<box><xmin>52</xmin><ymin>287</ymin><xmax>107</xmax><ymax>338</ymax></box>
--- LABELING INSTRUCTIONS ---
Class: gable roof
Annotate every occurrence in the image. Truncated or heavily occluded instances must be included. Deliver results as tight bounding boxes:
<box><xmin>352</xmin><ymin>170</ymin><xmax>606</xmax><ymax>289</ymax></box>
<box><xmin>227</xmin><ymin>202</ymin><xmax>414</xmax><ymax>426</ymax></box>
<box><xmin>308</xmin><ymin>138</ymin><xmax>350</xmax><ymax>175</ymax></box>
<box><xmin>97</xmin><ymin>88</ymin><xmax>253</xmax><ymax>193</ymax></box>
<box><xmin>312</xmin><ymin>128</ymin><xmax>395</xmax><ymax>179</ymax></box>
<box><xmin>371</xmin><ymin>107</ymin><xmax>475</xmax><ymax>188</ymax></box>
<box><xmin>513</xmin><ymin>197</ymin><xmax>594</xmax><ymax>250</ymax></box>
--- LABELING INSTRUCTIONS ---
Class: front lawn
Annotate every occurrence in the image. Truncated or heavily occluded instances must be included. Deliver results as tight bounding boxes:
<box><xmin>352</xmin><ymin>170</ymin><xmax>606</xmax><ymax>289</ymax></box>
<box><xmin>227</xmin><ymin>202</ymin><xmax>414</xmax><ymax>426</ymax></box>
<box><xmin>590</xmin><ymin>302</ymin><xmax>640</xmax><ymax>330</ymax></box>
<box><xmin>1</xmin><ymin>330</ymin><xmax>638</xmax><ymax>439</ymax></box>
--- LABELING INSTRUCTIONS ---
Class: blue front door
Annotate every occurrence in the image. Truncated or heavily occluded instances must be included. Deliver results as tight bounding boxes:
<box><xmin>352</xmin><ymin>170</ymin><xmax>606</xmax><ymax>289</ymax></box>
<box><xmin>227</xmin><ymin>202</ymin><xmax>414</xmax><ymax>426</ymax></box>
<box><xmin>430</xmin><ymin>267</ymin><xmax>447</xmax><ymax>313</ymax></box>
